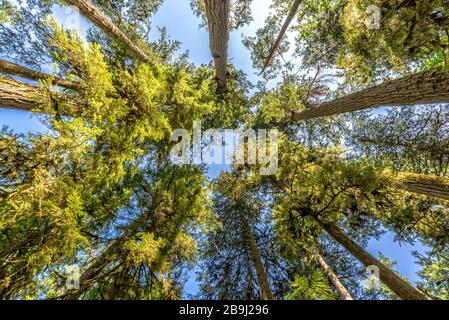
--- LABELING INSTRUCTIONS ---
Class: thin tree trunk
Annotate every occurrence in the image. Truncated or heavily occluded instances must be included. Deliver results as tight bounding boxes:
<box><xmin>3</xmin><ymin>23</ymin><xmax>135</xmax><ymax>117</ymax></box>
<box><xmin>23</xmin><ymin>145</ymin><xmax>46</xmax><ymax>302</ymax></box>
<box><xmin>0</xmin><ymin>77</ymin><xmax>80</xmax><ymax>113</ymax></box>
<box><xmin>313</xmin><ymin>248</ymin><xmax>353</xmax><ymax>300</ymax></box>
<box><xmin>396</xmin><ymin>172</ymin><xmax>449</xmax><ymax>201</ymax></box>
<box><xmin>260</xmin><ymin>0</ymin><xmax>302</xmax><ymax>74</ymax></box>
<box><xmin>63</xmin><ymin>0</ymin><xmax>152</xmax><ymax>64</ymax></box>
<box><xmin>239</xmin><ymin>212</ymin><xmax>273</xmax><ymax>300</ymax></box>
<box><xmin>292</xmin><ymin>69</ymin><xmax>449</xmax><ymax>121</ymax></box>
<box><xmin>311</xmin><ymin>214</ymin><xmax>426</xmax><ymax>300</ymax></box>
<box><xmin>204</xmin><ymin>0</ymin><xmax>231</xmax><ymax>93</ymax></box>
<box><xmin>0</xmin><ymin>59</ymin><xmax>81</xmax><ymax>90</ymax></box>
<box><xmin>0</xmin><ymin>225</ymin><xmax>52</xmax><ymax>259</ymax></box>
<box><xmin>61</xmin><ymin>219</ymin><xmax>141</xmax><ymax>300</ymax></box>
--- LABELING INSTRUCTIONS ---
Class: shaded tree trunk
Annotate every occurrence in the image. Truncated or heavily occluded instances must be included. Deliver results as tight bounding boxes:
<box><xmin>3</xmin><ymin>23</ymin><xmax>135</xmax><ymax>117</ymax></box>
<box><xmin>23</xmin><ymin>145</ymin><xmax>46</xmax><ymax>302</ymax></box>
<box><xmin>63</xmin><ymin>0</ymin><xmax>152</xmax><ymax>64</ymax></box>
<box><xmin>310</xmin><ymin>214</ymin><xmax>426</xmax><ymax>300</ymax></box>
<box><xmin>239</xmin><ymin>212</ymin><xmax>273</xmax><ymax>300</ymax></box>
<box><xmin>0</xmin><ymin>59</ymin><xmax>81</xmax><ymax>90</ymax></box>
<box><xmin>204</xmin><ymin>0</ymin><xmax>231</xmax><ymax>93</ymax></box>
<box><xmin>61</xmin><ymin>219</ymin><xmax>141</xmax><ymax>300</ymax></box>
<box><xmin>292</xmin><ymin>69</ymin><xmax>449</xmax><ymax>121</ymax></box>
<box><xmin>260</xmin><ymin>0</ymin><xmax>302</xmax><ymax>74</ymax></box>
<box><xmin>0</xmin><ymin>224</ymin><xmax>52</xmax><ymax>260</ymax></box>
<box><xmin>313</xmin><ymin>248</ymin><xmax>353</xmax><ymax>300</ymax></box>
<box><xmin>396</xmin><ymin>172</ymin><xmax>449</xmax><ymax>201</ymax></box>
<box><xmin>0</xmin><ymin>77</ymin><xmax>80</xmax><ymax>113</ymax></box>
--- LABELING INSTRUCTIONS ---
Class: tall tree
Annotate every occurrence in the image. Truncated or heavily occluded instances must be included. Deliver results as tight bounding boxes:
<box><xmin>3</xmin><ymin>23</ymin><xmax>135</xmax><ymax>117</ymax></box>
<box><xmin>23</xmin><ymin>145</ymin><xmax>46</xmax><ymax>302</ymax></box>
<box><xmin>63</xmin><ymin>0</ymin><xmax>153</xmax><ymax>63</ymax></box>
<box><xmin>291</xmin><ymin>69</ymin><xmax>449</xmax><ymax>121</ymax></box>
<box><xmin>260</xmin><ymin>0</ymin><xmax>302</xmax><ymax>74</ymax></box>
<box><xmin>203</xmin><ymin>0</ymin><xmax>231</xmax><ymax>93</ymax></box>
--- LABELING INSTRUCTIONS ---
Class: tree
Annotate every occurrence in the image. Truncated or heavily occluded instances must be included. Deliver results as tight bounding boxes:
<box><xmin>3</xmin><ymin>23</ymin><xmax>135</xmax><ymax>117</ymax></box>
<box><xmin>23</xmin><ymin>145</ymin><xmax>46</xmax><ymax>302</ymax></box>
<box><xmin>63</xmin><ymin>0</ymin><xmax>154</xmax><ymax>64</ymax></box>
<box><xmin>260</xmin><ymin>0</ymin><xmax>303</xmax><ymax>74</ymax></box>
<box><xmin>291</xmin><ymin>69</ymin><xmax>449</xmax><ymax>121</ymax></box>
<box><xmin>199</xmin><ymin>171</ymin><xmax>284</xmax><ymax>300</ymax></box>
<box><xmin>203</xmin><ymin>0</ymin><xmax>231</xmax><ymax>93</ymax></box>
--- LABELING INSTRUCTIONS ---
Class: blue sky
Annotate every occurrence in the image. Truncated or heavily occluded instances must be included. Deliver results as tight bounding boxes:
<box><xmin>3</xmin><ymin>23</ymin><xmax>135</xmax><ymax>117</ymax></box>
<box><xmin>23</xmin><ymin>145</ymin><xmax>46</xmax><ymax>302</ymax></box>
<box><xmin>0</xmin><ymin>0</ymin><xmax>429</xmax><ymax>298</ymax></box>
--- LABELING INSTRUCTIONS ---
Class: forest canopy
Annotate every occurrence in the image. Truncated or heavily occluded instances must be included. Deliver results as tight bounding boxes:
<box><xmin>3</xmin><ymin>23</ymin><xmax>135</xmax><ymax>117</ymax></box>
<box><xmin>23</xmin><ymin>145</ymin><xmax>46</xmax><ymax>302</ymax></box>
<box><xmin>0</xmin><ymin>0</ymin><xmax>448</xmax><ymax>301</ymax></box>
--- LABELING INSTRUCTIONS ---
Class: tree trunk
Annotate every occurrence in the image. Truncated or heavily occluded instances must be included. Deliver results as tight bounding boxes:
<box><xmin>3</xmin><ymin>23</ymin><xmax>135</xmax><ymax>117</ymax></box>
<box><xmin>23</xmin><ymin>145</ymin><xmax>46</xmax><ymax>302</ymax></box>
<box><xmin>0</xmin><ymin>225</ymin><xmax>52</xmax><ymax>259</ymax></box>
<box><xmin>260</xmin><ymin>0</ymin><xmax>302</xmax><ymax>74</ymax></box>
<box><xmin>61</xmin><ymin>218</ymin><xmax>142</xmax><ymax>300</ymax></box>
<box><xmin>63</xmin><ymin>0</ymin><xmax>152</xmax><ymax>64</ymax></box>
<box><xmin>0</xmin><ymin>59</ymin><xmax>81</xmax><ymax>90</ymax></box>
<box><xmin>239</xmin><ymin>212</ymin><xmax>273</xmax><ymax>300</ymax></box>
<box><xmin>0</xmin><ymin>77</ymin><xmax>80</xmax><ymax>113</ymax></box>
<box><xmin>204</xmin><ymin>0</ymin><xmax>231</xmax><ymax>93</ymax></box>
<box><xmin>396</xmin><ymin>172</ymin><xmax>449</xmax><ymax>201</ymax></box>
<box><xmin>313</xmin><ymin>249</ymin><xmax>353</xmax><ymax>300</ymax></box>
<box><xmin>312</xmin><ymin>215</ymin><xmax>426</xmax><ymax>300</ymax></box>
<box><xmin>292</xmin><ymin>69</ymin><xmax>449</xmax><ymax>121</ymax></box>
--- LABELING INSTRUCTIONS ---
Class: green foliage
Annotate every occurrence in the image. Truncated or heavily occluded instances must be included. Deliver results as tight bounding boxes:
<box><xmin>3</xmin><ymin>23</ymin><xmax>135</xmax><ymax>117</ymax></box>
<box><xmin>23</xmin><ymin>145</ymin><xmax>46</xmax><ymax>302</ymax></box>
<box><xmin>287</xmin><ymin>271</ymin><xmax>335</xmax><ymax>300</ymax></box>
<box><xmin>1</xmin><ymin>0</ymin><xmax>448</xmax><ymax>301</ymax></box>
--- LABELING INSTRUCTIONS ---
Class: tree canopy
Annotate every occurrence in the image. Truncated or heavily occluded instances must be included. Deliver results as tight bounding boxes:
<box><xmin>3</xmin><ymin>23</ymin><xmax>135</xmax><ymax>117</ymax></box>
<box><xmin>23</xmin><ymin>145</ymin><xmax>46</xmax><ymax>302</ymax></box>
<box><xmin>0</xmin><ymin>0</ymin><xmax>448</xmax><ymax>300</ymax></box>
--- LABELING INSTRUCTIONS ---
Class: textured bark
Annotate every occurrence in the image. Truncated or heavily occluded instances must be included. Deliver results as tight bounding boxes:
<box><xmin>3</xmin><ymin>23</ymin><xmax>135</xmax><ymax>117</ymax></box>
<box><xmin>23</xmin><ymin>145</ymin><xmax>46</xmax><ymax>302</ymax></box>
<box><xmin>312</xmin><ymin>215</ymin><xmax>426</xmax><ymax>300</ymax></box>
<box><xmin>396</xmin><ymin>172</ymin><xmax>449</xmax><ymax>201</ymax></box>
<box><xmin>313</xmin><ymin>249</ymin><xmax>353</xmax><ymax>300</ymax></box>
<box><xmin>64</xmin><ymin>0</ymin><xmax>152</xmax><ymax>64</ymax></box>
<box><xmin>239</xmin><ymin>212</ymin><xmax>273</xmax><ymax>300</ymax></box>
<box><xmin>260</xmin><ymin>0</ymin><xmax>302</xmax><ymax>74</ymax></box>
<box><xmin>0</xmin><ymin>77</ymin><xmax>80</xmax><ymax>113</ymax></box>
<box><xmin>292</xmin><ymin>69</ymin><xmax>449</xmax><ymax>121</ymax></box>
<box><xmin>0</xmin><ymin>59</ymin><xmax>81</xmax><ymax>90</ymax></box>
<box><xmin>204</xmin><ymin>0</ymin><xmax>231</xmax><ymax>93</ymax></box>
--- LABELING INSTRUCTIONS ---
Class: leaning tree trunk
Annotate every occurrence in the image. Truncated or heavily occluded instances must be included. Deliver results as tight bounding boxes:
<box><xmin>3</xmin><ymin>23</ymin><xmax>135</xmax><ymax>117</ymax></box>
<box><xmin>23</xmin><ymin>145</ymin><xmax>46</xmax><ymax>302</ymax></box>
<box><xmin>0</xmin><ymin>77</ymin><xmax>79</xmax><ymax>113</ymax></box>
<box><xmin>61</xmin><ymin>218</ymin><xmax>142</xmax><ymax>300</ymax></box>
<box><xmin>0</xmin><ymin>224</ymin><xmax>52</xmax><ymax>260</ymax></box>
<box><xmin>260</xmin><ymin>0</ymin><xmax>302</xmax><ymax>74</ymax></box>
<box><xmin>239</xmin><ymin>212</ymin><xmax>273</xmax><ymax>300</ymax></box>
<box><xmin>313</xmin><ymin>249</ymin><xmax>353</xmax><ymax>300</ymax></box>
<box><xmin>0</xmin><ymin>59</ymin><xmax>81</xmax><ymax>90</ymax></box>
<box><xmin>311</xmin><ymin>215</ymin><xmax>426</xmax><ymax>300</ymax></box>
<box><xmin>396</xmin><ymin>172</ymin><xmax>449</xmax><ymax>201</ymax></box>
<box><xmin>204</xmin><ymin>0</ymin><xmax>231</xmax><ymax>93</ymax></box>
<box><xmin>63</xmin><ymin>0</ymin><xmax>152</xmax><ymax>64</ymax></box>
<box><xmin>292</xmin><ymin>69</ymin><xmax>449</xmax><ymax>121</ymax></box>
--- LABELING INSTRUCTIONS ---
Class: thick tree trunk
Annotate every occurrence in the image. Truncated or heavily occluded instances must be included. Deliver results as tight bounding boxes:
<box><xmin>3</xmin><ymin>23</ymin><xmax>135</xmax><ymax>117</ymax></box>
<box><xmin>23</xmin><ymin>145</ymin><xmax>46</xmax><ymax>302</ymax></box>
<box><xmin>0</xmin><ymin>77</ymin><xmax>49</xmax><ymax>111</ymax></box>
<box><xmin>260</xmin><ymin>0</ymin><xmax>302</xmax><ymax>74</ymax></box>
<box><xmin>239</xmin><ymin>212</ymin><xmax>273</xmax><ymax>300</ymax></box>
<box><xmin>0</xmin><ymin>225</ymin><xmax>52</xmax><ymax>260</ymax></box>
<box><xmin>0</xmin><ymin>59</ymin><xmax>81</xmax><ymax>90</ymax></box>
<box><xmin>63</xmin><ymin>0</ymin><xmax>152</xmax><ymax>64</ymax></box>
<box><xmin>0</xmin><ymin>77</ymin><xmax>79</xmax><ymax>113</ymax></box>
<box><xmin>312</xmin><ymin>215</ymin><xmax>426</xmax><ymax>300</ymax></box>
<box><xmin>204</xmin><ymin>0</ymin><xmax>231</xmax><ymax>93</ymax></box>
<box><xmin>292</xmin><ymin>69</ymin><xmax>449</xmax><ymax>121</ymax></box>
<box><xmin>313</xmin><ymin>249</ymin><xmax>353</xmax><ymax>300</ymax></box>
<box><xmin>396</xmin><ymin>172</ymin><xmax>449</xmax><ymax>201</ymax></box>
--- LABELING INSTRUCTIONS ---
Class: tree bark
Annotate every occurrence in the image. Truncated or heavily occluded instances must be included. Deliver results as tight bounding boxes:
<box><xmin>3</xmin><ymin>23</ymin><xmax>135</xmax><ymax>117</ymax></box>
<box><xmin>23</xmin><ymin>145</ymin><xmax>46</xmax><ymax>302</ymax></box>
<box><xmin>292</xmin><ymin>69</ymin><xmax>449</xmax><ymax>121</ymax></box>
<box><xmin>61</xmin><ymin>218</ymin><xmax>143</xmax><ymax>300</ymax></box>
<box><xmin>311</xmin><ymin>214</ymin><xmax>426</xmax><ymax>300</ymax></box>
<box><xmin>63</xmin><ymin>0</ymin><xmax>152</xmax><ymax>64</ymax></box>
<box><xmin>0</xmin><ymin>59</ymin><xmax>81</xmax><ymax>90</ymax></box>
<box><xmin>313</xmin><ymin>249</ymin><xmax>353</xmax><ymax>300</ymax></box>
<box><xmin>260</xmin><ymin>0</ymin><xmax>302</xmax><ymax>74</ymax></box>
<box><xmin>396</xmin><ymin>172</ymin><xmax>449</xmax><ymax>201</ymax></box>
<box><xmin>0</xmin><ymin>77</ymin><xmax>80</xmax><ymax>113</ymax></box>
<box><xmin>204</xmin><ymin>0</ymin><xmax>231</xmax><ymax>93</ymax></box>
<box><xmin>0</xmin><ymin>225</ymin><xmax>52</xmax><ymax>260</ymax></box>
<box><xmin>239</xmin><ymin>212</ymin><xmax>273</xmax><ymax>300</ymax></box>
